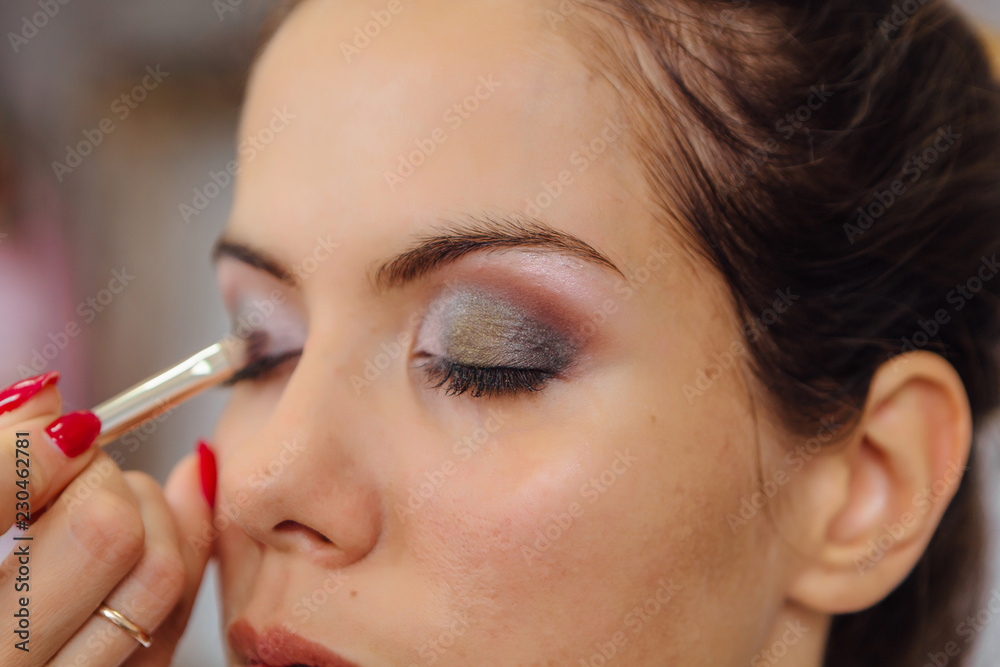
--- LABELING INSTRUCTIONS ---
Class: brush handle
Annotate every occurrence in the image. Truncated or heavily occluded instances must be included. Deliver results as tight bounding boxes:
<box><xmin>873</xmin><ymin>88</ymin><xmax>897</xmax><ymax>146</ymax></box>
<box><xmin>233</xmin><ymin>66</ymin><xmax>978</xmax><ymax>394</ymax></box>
<box><xmin>92</xmin><ymin>340</ymin><xmax>236</xmax><ymax>447</ymax></box>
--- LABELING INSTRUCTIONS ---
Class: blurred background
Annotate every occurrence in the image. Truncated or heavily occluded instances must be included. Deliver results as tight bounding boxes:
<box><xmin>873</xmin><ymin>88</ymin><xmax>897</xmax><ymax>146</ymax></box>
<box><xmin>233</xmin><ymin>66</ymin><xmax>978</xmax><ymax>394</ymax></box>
<box><xmin>0</xmin><ymin>1</ymin><xmax>278</xmax><ymax>664</ymax></box>
<box><xmin>0</xmin><ymin>1</ymin><xmax>997</xmax><ymax>665</ymax></box>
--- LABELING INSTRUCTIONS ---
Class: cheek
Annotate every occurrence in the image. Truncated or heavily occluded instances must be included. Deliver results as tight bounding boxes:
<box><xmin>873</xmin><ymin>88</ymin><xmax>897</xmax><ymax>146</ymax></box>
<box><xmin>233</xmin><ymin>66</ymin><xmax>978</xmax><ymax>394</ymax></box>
<box><xmin>212</xmin><ymin>385</ymin><xmax>286</xmax><ymax>457</ymax></box>
<box><xmin>209</xmin><ymin>505</ymin><xmax>251</xmax><ymax>637</ymax></box>
<box><xmin>211</xmin><ymin>396</ymin><xmax>274</xmax><ymax>615</ymax></box>
<box><xmin>398</xmin><ymin>449</ymin><xmax>622</xmax><ymax>653</ymax></box>
<box><xmin>392</xmin><ymin>364</ymin><xmax>771</xmax><ymax>660</ymax></box>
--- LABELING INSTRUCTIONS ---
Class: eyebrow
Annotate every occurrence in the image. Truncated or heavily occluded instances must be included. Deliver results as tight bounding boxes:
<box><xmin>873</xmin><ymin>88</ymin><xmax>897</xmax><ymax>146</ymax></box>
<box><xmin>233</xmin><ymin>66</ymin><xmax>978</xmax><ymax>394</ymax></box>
<box><xmin>212</xmin><ymin>213</ymin><xmax>626</xmax><ymax>291</ymax></box>
<box><xmin>372</xmin><ymin>214</ymin><xmax>625</xmax><ymax>292</ymax></box>
<box><xmin>212</xmin><ymin>239</ymin><xmax>296</xmax><ymax>285</ymax></box>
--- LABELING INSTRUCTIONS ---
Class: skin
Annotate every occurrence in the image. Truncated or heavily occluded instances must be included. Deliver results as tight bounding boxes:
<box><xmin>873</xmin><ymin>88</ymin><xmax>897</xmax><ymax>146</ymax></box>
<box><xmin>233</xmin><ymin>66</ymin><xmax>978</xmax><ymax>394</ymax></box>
<box><xmin>214</xmin><ymin>0</ymin><xmax>778</xmax><ymax>664</ymax></box>
<box><xmin>0</xmin><ymin>0</ymin><xmax>972</xmax><ymax>666</ymax></box>
<box><xmin>208</xmin><ymin>0</ymin><xmax>974</xmax><ymax>666</ymax></box>
<box><xmin>0</xmin><ymin>385</ymin><xmax>210</xmax><ymax>667</ymax></box>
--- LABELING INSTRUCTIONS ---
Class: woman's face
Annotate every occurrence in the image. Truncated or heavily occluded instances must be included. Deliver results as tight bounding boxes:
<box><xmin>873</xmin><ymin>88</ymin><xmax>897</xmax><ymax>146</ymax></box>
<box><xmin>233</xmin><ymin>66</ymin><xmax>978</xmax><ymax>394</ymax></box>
<box><xmin>212</xmin><ymin>1</ymin><xmax>794</xmax><ymax>664</ymax></box>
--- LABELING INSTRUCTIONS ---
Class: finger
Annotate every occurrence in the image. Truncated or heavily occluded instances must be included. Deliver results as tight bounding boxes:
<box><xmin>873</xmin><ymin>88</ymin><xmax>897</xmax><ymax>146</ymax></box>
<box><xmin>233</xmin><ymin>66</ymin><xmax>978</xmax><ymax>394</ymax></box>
<box><xmin>0</xmin><ymin>374</ymin><xmax>101</xmax><ymax>532</ymax></box>
<box><xmin>166</xmin><ymin>445</ymin><xmax>216</xmax><ymax>589</ymax></box>
<box><xmin>0</xmin><ymin>452</ymin><xmax>143</xmax><ymax>666</ymax></box>
<box><xmin>122</xmin><ymin>446</ymin><xmax>216</xmax><ymax>667</ymax></box>
<box><xmin>118</xmin><ymin>447</ymin><xmax>216</xmax><ymax>667</ymax></box>
<box><xmin>0</xmin><ymin>372</ymin><xmax>62</xmax><ymax>429</ymax></box>
<box><xmin>49</xmin><ymin>472</ymin><xmax>187</xmax><ymax>667</ymax></box>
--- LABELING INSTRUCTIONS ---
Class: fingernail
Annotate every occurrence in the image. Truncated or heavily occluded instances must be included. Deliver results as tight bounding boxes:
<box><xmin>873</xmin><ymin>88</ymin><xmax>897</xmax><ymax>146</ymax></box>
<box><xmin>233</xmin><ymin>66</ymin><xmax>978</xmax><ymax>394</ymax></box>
<box><xmin>0</xmin><ymin>372</ymin><xmax>60</xmax><ymax>416</ymax></box>
<box><xmin>197</xmin><ymin>440</ymin><xmax>217</xmax><ymax>509</ymax></box>
<box><xmin>45</xmin><ymin>411</ymin><xmax>101</xmax><ymax>458</ymax></box>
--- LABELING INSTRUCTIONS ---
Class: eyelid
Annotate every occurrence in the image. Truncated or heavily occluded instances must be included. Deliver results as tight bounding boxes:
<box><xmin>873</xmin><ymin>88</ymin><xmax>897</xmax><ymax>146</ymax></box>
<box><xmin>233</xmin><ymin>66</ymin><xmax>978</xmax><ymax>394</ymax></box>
<box><xmin>216</xmin><ymin>256</ymin><xmax>302</xmax><ymax>318</ymax></box>
<box><xmin>225</xmin><ymin>291</ymin><xmax>307</xmax><ymax>349</ymax></box>
<box><xmin>224</xmin><ymin>324</ymin><xmax>306</xmax><ymax>386</ymax></box>
<box><xmin>416</xmin><ymin>286</ymin><xmax>578</xmax><ymax>370</ymax></box>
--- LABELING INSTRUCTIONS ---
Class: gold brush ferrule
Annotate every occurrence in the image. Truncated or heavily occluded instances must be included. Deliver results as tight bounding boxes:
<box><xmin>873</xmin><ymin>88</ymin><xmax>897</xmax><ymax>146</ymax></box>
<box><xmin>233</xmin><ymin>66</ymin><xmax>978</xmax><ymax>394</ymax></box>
<box><xmin>91</xmin><ymin>339</ymin><xmax>238</xmax><ymax>448</ymax></box>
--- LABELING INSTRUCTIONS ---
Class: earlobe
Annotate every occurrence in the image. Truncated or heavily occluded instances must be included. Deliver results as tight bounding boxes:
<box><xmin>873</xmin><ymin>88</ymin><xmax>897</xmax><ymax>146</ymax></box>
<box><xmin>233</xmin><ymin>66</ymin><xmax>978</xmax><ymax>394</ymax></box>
<box><xmin>785</xmin><ymin>351</ymin><xmax>972</xmax><ymax>614</ymax></box>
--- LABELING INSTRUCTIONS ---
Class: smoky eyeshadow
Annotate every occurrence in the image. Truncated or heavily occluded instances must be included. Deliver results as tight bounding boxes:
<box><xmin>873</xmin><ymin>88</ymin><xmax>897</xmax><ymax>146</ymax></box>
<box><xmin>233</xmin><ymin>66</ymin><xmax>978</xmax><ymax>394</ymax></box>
<box><xmin>436</xmin><ymin>288</ymin><xmax>577</xmax><ymax>370</ymax></box>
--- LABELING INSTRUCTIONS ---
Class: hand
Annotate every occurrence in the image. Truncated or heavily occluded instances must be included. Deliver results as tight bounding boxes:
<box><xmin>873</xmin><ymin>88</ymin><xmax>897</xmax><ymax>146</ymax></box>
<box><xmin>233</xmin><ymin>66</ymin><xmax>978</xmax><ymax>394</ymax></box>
<box><xmin>0</xmin><ymin>373</ymin><xmax>217</xmax><ymax>666</ymax></box>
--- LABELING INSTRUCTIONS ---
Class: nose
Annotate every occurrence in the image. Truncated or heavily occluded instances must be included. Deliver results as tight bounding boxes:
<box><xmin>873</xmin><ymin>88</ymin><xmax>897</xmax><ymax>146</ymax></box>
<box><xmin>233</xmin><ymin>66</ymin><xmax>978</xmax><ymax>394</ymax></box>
<box><xmin>217</xmin><ymin>346</ymin><xmax>383</xmax><ymax>568</ymax></box>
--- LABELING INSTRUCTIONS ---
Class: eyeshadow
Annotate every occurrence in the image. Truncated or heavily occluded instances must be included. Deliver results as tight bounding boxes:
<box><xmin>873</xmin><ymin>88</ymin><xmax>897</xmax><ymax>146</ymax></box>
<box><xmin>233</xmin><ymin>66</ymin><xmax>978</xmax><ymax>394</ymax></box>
<box><xmin>437</xmin><ymin>288</ymin><xmax>577</xmax><ymax>369</ymax></box>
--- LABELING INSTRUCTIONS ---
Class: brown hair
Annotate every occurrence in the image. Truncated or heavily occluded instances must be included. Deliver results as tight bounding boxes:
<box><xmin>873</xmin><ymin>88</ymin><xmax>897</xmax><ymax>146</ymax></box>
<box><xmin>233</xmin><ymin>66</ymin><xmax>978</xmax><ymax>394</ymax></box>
<box><xmin>558</xmin><ymin>1</ymin><xmax>1000</xmax><ymax>664</ymax></box>
<box><xmin>262</xmin><ymin>1</ymin><xmax>1000</xmax><ymax>664</ymax></box>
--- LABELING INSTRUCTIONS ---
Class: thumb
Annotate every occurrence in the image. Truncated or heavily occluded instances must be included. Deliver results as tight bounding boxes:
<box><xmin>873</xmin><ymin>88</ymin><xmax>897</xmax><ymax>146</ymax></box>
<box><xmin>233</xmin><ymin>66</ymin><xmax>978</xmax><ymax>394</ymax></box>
<box><xmin>127</xmin><ymin>441</ymin><xmax>217</xmax><ymax>666</ymax></box>
<box><xmin>166</xmin><ymin>440</ymin><xmax>217</xmax><ymax>577</ymax></box>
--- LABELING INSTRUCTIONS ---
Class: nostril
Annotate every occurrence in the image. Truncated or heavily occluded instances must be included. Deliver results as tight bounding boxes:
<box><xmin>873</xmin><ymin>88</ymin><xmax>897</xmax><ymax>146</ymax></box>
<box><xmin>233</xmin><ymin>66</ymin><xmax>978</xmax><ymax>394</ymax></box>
<box><xmin>274</xmin><ymin>519</ymin><xmax>333</xmax><ymax>545</ymax></box>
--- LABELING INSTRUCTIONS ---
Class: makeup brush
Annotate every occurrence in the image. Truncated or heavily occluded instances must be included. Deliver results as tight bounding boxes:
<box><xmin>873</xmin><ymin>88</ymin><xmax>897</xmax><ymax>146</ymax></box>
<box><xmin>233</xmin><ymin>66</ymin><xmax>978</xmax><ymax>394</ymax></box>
<box><xmin>91</xmin><ymin>339</ymin><xmax>239</xmax><ymax>447</ymax></box>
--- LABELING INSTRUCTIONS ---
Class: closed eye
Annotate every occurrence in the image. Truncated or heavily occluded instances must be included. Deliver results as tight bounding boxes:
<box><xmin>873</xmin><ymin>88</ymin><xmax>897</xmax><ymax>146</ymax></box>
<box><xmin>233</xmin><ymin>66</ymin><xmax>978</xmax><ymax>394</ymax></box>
<box><xmin>225</xmin><ymin>349</ymin><xmax>302</xmax><ymax>386</ymax></box>
<box><xmin>417</xmin><ymin>356</ymin><xmax>556</xmax><ymax>398</ymax></box>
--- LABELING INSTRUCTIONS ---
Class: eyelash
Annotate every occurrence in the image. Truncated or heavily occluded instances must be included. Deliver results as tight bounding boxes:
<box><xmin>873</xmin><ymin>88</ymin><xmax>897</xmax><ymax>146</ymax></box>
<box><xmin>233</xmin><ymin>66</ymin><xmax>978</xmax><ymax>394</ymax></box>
<box><xmin>227</xmin><ymin>352</ymin><xmax>555</xmax><ymax>399</ymax></box>
<box><xmin>222</xmin><ymin>334</ymin><xmax>560</xmax><ymax>398</ymax></box>
<box><xmin>418</xmin><ymin>356</ymin><xmax>556</xmax><ymax>398</ymax></box>
<box><xmin>224</xmin><ymin>349</ymin><xmax>302</xmax><ymax>386</ymax></box>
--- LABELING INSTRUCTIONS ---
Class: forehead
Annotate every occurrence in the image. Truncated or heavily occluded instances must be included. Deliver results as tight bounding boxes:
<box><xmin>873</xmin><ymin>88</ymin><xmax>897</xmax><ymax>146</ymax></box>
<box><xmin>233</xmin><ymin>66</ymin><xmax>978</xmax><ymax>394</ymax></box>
<box><xmin>230</xmin><ymin>0</ymin><xmax>653</xmax><ymax>274</ymax></box>
<box><xmin>249</xmin><ymin>0</ymin><xmax>600</xmax><ymax>125</ymax></box>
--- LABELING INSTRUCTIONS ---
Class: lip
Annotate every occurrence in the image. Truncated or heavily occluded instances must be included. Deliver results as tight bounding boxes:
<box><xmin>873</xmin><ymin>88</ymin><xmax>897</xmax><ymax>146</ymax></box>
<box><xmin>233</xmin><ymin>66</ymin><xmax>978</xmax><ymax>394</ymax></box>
<box><xmin>228</xmin><ymin>619</ymin><xmax>361</xmax><ymax>667</ymax></box>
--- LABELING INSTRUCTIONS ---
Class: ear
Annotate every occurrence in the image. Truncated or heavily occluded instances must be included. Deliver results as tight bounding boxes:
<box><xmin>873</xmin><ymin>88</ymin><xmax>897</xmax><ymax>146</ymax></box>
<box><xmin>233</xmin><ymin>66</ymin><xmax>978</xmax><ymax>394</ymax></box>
<box><xmin>783</xmin><ymin>351</ymin><xmax>973</xmax><ymax>614</ymax></box>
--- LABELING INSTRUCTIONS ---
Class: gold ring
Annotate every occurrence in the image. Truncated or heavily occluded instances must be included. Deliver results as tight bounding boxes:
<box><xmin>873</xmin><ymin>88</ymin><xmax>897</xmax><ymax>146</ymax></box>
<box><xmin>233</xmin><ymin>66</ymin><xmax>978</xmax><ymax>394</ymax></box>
<box><xmin>95</xmin><ymin>603</ymin><xmax>153</xmax><ymax>648</ymax></box>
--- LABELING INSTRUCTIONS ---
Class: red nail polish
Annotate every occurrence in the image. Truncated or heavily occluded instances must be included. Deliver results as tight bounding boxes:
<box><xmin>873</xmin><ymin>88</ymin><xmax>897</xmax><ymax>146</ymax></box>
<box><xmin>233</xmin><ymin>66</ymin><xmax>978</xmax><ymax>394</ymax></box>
<box><xmin>45</xmin><ymin>411</ymin><xmax>101</xmax><ymax>458</ymax></box>
<box><xmin>197</xmin><ymin>440</ymin><xmax>217</xmax><ymax>509</ymax></box>
<box><xmin>0</xmin><ymin>372</ymin><xmax>60</xmax><ymax>416</ymax></box>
